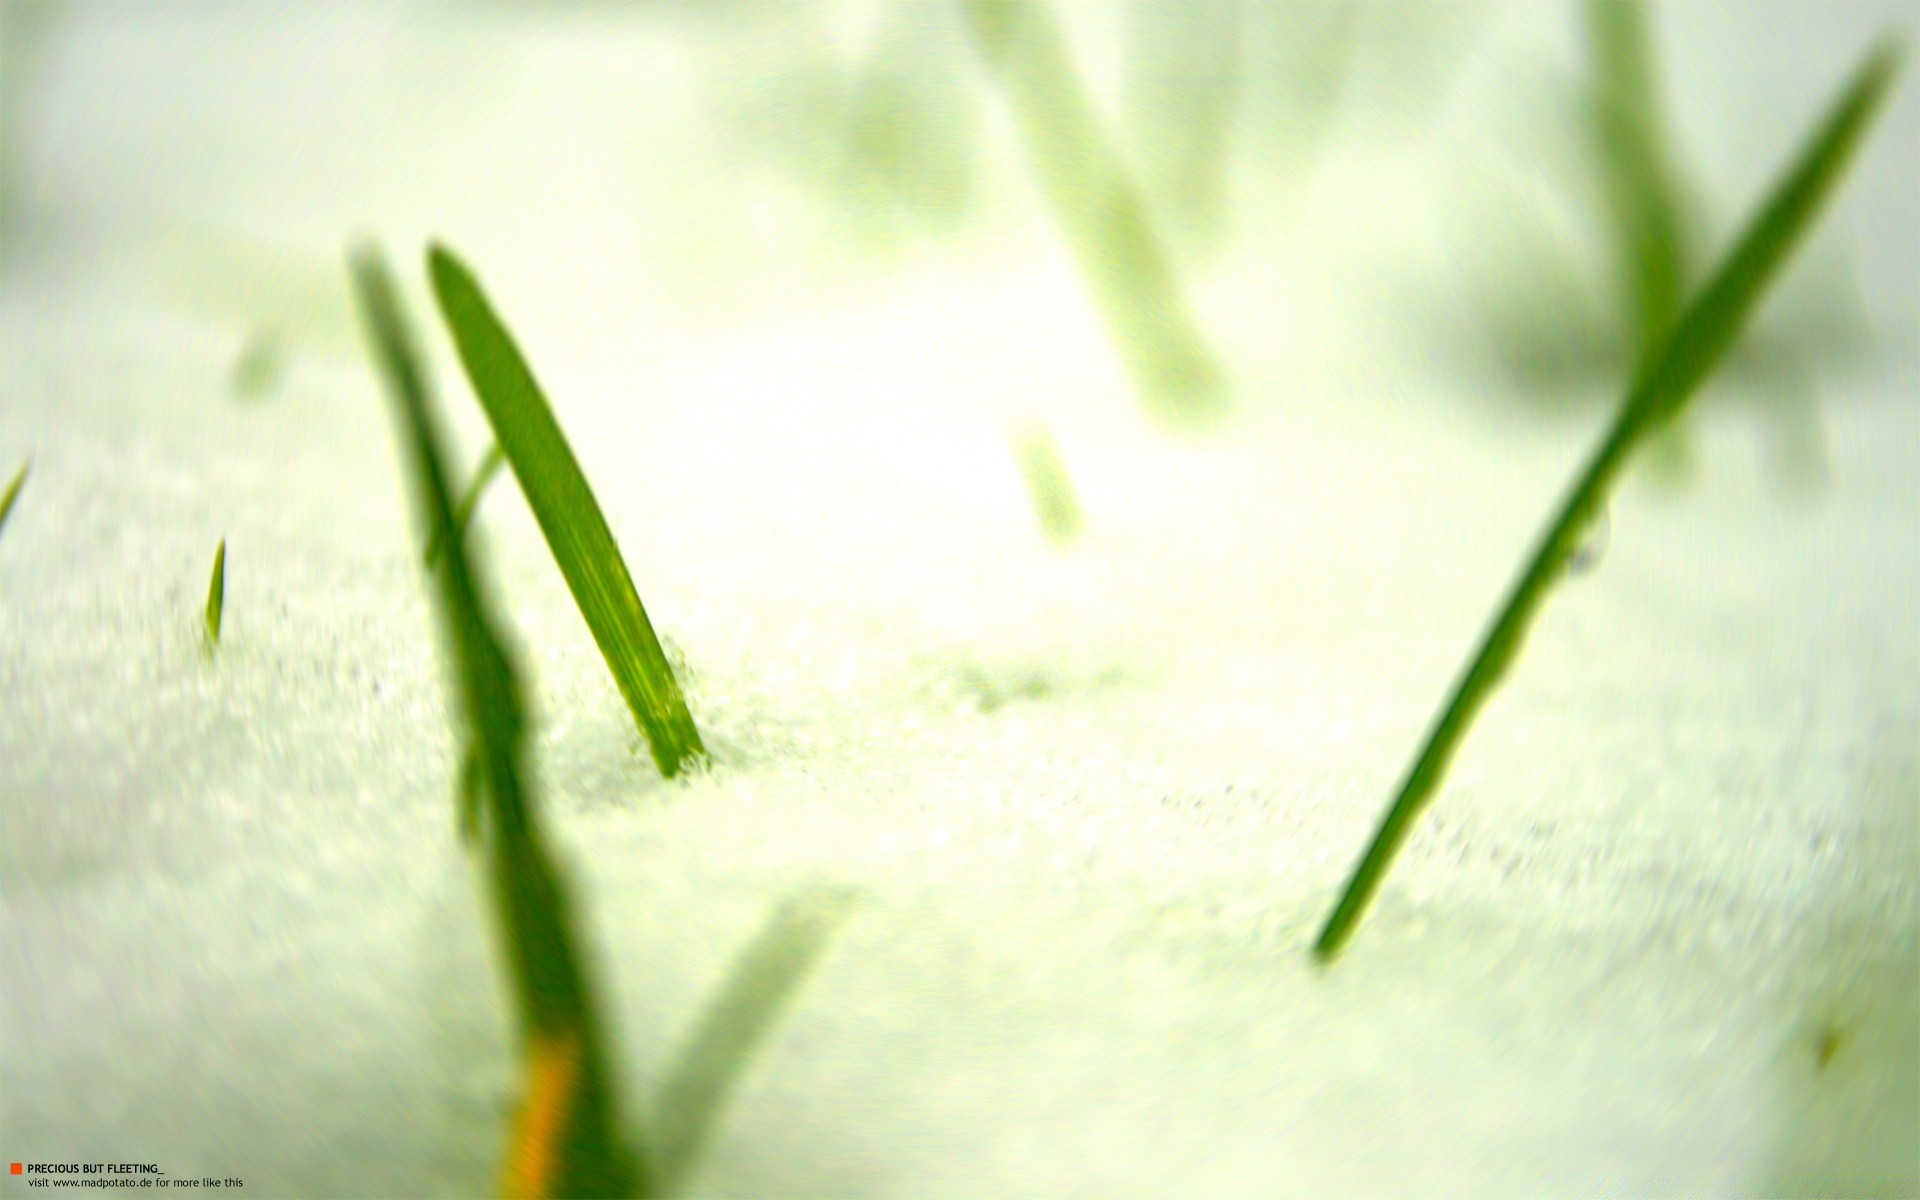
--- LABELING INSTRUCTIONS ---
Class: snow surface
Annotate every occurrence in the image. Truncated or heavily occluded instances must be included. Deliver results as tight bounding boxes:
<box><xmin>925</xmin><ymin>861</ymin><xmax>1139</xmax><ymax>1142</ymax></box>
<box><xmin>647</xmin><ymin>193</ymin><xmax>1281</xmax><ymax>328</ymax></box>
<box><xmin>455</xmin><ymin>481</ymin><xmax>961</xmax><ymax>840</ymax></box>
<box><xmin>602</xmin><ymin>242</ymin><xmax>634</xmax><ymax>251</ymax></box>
<box><xmin>3</xmin><ymin>3</ymin><xmax>1916</xmax><ymax>1196</ymax></box>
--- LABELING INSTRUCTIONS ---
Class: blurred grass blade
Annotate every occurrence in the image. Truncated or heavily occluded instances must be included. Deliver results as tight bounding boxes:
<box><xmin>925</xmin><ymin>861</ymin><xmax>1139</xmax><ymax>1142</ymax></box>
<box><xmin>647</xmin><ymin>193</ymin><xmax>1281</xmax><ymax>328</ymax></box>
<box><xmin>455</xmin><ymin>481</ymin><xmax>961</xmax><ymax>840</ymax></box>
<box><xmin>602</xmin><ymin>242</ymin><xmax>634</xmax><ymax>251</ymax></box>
<box><xmin>653</xmin><ymin>887</ymin><xmax>860</xmax><ymax>1195</ymax></box>
<box><xmin>0</xmin><ymin>459</ymin><xmax>27</xmax><ymax>542</ymax></box>
<box><xmin>1015</xmin><ymin>425</ymin><xmax>1084</xmax><ymax>543</ymax></box>
<box><xmin>231</xmin><ymin>326</ymin><xmax>287</xmax><ymax>400</ymax></box>
<box><xmin>204</xmin><ymin>538</ymin><xmax>226</xmax><ymax>646</ymax></box>
<box><xmin>1122</xmin><ymin>0</ymin><xmax>1243</xmax><ymax>260</ymax></box>
<box><xmin>1586</xmin><ymin>0</ymin><xmax>1698</xmax><ymax>482</ymax></box>
<box><xmin>427</xmin><ymin>244</ymin><xmax>706</xmax><ymax>779</ymax></box>
<box><xmin>1314</xmin><ymin>38</ymin><xmax>1902</xmax><ymax>963</ymax></box>
<box><xmin>960</xmin><ymin>0</ymin><xmax>1228</xmax><ymax>426</ymax></box>
<box><xmin>1584</xmin><ymin>0</ymin><xmax>1690</xmax><ymax>360</ymax></box>
<box><xmin>426</xmin><ymin>441</ymin><xmax>508</xmax><ymax>566</ymax></box>
<box><xmin>351</xmin><ymin>246</ymin><xmax>644</xmax><ymax>1199</ymax></box>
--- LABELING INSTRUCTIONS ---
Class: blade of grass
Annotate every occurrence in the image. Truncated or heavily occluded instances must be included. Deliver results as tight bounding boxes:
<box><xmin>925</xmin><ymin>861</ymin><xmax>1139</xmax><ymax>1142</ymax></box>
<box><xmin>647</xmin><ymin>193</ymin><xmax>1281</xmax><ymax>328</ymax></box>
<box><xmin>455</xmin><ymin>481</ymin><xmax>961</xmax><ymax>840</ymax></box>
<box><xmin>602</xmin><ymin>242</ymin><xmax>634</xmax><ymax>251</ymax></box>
<box><xmin>653</xmin><ymin>887</ymin><xmax>860</xmax><ymax>1195</ymax></box>
<box><xmin>1121</xmin><ymin>0</ymin><xmax>1243</xmax><ymax>260</ymax></box>
<box><xmin>1584</xmin><ymin>0</ymin><xmax>1690</xmax><ymax>360</ymax></box>
<box><xmin>1586</xmin><ymin>0</ymin><xmax>1698</xmax><ymax>482</ymax></box>
<box><xmin>960</xmin><ymin>0</ymin><xmax>1228</xmax><ymax>426</ymax></box>
<box><xmin>352</xmin><ymin>246</ymin><xmax>644</xmax><ymax>1199</ymax></box>
<box><xmin>203</xmin><ymin>538</ymin><xmax>226</xmax><ymax>646</ymax></box>
<box><xmin>0</xmin><ymin>459</ymin><xmax>27</xmax><ymax>543</ymax></box>
<box><xmin>426</xmin><ymin>441</ymin><xmax>508</xmax><ymax>567</ymax></box>
<box><xmin>1015</xmin><ymin>425</ymin><xmax>1084</xmax><ymax>543</ymax></box>
<box><xmin>1313</xmin><ymin>37</ymin><xmax>1902</xmax><ymax>963</ymax></box>
<box><xmin>427</xmin><ymin>245</ymin><xmax>706</xmax><ymax>779</ymax></box>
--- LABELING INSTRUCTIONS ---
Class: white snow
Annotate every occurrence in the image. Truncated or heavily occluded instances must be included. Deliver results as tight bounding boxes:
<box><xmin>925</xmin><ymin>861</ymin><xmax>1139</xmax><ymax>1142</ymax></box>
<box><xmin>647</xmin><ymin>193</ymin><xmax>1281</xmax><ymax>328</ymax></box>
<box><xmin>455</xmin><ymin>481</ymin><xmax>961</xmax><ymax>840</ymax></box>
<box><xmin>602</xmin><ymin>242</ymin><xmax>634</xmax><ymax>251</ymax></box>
<box><xmin>2</xmin><ymin>3</ymin><xmax>1915</xmax><ymax>1196</ymax></box>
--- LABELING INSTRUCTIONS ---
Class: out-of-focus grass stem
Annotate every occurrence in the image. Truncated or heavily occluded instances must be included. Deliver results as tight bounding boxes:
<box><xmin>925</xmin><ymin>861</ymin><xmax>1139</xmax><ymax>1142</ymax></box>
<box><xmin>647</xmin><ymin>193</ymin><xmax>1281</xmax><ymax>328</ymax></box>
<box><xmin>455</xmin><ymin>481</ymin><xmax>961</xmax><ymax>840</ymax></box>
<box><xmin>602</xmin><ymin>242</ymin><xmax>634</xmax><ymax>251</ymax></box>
<box><xmin>352</xmin><ymin>246</ymin><xmax>643</xmax><ymax>1199</ymax></box>
<box><xmin>961</xmin><ymin>0</ymin><xmax>1228</xmax><ymax>427</ymax></box>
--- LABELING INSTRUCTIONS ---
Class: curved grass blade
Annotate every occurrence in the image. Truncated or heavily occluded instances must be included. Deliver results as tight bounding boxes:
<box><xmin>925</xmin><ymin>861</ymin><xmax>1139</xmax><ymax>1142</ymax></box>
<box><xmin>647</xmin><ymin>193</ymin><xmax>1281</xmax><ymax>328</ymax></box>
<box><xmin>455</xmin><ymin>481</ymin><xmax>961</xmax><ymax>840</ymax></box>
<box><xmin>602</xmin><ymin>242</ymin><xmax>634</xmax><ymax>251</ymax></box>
<box><xmin>1314</xmin><ymin>38</ymin><xmax>1902</xmax><ymax>963</ymax></box>
<box><xmin>0</xmin><ymin>459</ymin><xmax>27</xmax><ymax>543</ymax></box>
<box><xmin>426</xmin><ymin>441</ymin><xmax>508</xmax><ymax>567</ymax></box>
<box><xmin>653</xmin><ymin>887</ymin><xmax>860</xmax><ymax>1195</ymax></box>
<box><xmin>352</xmin><ymin>247</ymin><xmax>644</xmax><ymax>1199</ymax></box>
<box><xmin>203</xmin><ymin>538</ymin><xmax>226</xmax><ymax>646</ymax></box>
<box><xmin>427</xmin><ymin>245</ymin><xmax>706</xmax><ymax>779</ymax></box>
<box><xmin>960</xmin><ymin>0</ymin><xmax>1227</xmax><ymax>427</ymax></box>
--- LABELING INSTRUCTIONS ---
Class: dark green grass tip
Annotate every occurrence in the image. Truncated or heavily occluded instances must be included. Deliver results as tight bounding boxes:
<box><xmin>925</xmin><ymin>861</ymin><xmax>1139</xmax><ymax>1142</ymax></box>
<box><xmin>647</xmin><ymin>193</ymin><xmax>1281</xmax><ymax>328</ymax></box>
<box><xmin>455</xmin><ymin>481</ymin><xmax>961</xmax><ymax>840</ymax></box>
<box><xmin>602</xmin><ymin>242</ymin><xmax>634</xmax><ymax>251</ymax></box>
<box><xmin>1312</xmin><ymin>35</ymin><xmax>1902</xmax><ymax>965</ymax></box>
<box><xmin>204</xmin><ymin>539</ymin><xmax>226</xmax><ymax>645</ymax></box>
<box><xmin>0</xmin><ymin>460</ymin><xmax>27</xmax><ymax>542</ymax></box>
<box><xmin>425</xmin><ymin>243</ymin><xmax>706</xmax><ymax>779</ymax></box>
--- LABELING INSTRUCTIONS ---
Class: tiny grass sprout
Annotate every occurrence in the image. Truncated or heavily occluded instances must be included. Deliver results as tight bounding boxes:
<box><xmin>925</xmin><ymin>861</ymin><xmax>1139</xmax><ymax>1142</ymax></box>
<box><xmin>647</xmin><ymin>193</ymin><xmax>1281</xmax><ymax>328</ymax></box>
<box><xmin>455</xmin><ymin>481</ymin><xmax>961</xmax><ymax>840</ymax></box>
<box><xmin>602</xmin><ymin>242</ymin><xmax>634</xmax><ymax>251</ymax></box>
<box><xmin>653</xmin><ymin>887</ymin><xmax>860</xmax><ymax>1193</ymax></box>
<box><xmin>352</xmin><ymin>245</ymin><xmax>642</xmax><ymax>1199</ymax></box>
<box><xmin>425</xmin><ymin>441</ymin><xmax>508</xmax><ymax>567</ymax></box>
<box><xmin>426</xmin><ymin>244</ymin><xmax>706</xmax><ymax>779</ymax></box>
<box><xmin>203</xmin><ymin>538</ymin><xmax>226</xmax><ymax>646</ymax></box>
<box><xmin>0</xmin><ymin>459</ymin><xmax>27</xmax><ymax>542</ymax></box>
<box><xmin>1313</xmin><ymin>37</ymin><xmax>1903</xmax><ymax>964</ymax></box>
<box><xmin>960</xmin><ymin>0</ymin><xmax>1227</xmax><ymax>427</ymax></box>
<box><xmin>1014</xmin><ymin>425</ymin><xmax>1083</xmax><ymax>543</ymax></box>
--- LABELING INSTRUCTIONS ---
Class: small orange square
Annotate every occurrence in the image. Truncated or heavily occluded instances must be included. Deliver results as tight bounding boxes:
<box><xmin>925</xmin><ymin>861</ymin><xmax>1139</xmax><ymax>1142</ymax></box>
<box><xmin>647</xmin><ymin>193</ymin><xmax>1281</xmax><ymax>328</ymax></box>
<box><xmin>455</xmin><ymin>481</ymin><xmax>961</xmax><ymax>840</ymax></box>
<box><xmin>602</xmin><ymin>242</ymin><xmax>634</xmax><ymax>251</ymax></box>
<box><xmin>9</xmin><ymin>1163</ymin><xmax>22</xmax><ymax>1175</ymax></box>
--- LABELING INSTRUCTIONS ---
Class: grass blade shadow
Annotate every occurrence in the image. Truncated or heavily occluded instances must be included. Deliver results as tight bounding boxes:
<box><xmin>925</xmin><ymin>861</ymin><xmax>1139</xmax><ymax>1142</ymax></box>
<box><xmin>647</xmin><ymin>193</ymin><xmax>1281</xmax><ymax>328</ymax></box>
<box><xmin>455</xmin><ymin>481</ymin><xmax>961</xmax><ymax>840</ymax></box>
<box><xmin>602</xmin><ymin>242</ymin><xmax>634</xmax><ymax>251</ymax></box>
<box><xmin>653</xmin><ymin>886</ymin><xmax>862</xmax><ymax>1195</ymax></box>
<box><xmin>1313</xmin><ymin>37</ymin><xmax>1903</xmax><ymax>963</ymax></box>
<box><xmin>352</xmin><ymin>246</ymin><xmax>643</xmax><ymax>1198</ymax></box>
<box><xmin>427</xmin><ymin>244</ymin><xmax>706</xmax><ymax>778</ymax></box>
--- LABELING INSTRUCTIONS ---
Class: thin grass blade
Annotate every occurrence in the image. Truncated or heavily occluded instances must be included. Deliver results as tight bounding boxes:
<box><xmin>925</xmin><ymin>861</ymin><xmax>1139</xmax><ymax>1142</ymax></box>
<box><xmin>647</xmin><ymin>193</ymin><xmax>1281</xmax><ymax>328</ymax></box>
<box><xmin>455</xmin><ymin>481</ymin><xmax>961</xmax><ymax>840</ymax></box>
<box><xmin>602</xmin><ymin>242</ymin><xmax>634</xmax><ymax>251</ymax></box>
<box><xmin>0</xmin><ymin>459</ymin><xmax>27</xmax><ymax>542</ymax></box>
<box><xmin>1015</xmin><ymin>426</ymin><xmax>1084</xmax><ymax>543</ymax></box>
<box><xmin>960</xmin><ymin>0</ymin><xmax>1227</xmax><ymax>426</ymax></box>
<box><xmin>652</xmin><ymin>887</ymin><xmax>860</xmax><ymax>1195</ymax></box>
<box><xmin>204</xmin><ymin>538</ymin><xmax>226</xmax><ymax>645</ymax></box>
<box><xmin>427</xmin><ymin>244</ymin><xmax>705</xmax><ymax>778</ymax></box>
<box><xmin>1313</xmin><ymin>37</ymin><xmax>1902</xmax><ymax>963</ymax></box>
<box><xmin>351</xmin><ymin>246</ymin><xmax>644</xmax><ymax>1199</ymax></box>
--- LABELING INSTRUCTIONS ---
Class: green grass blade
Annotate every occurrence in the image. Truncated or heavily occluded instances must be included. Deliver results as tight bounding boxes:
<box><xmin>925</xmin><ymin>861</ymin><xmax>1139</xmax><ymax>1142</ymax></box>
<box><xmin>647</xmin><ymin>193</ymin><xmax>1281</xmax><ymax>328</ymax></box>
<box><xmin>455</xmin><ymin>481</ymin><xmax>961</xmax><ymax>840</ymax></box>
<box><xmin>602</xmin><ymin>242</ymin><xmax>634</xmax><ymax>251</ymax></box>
<box><xmin>960</xmin><ymin>0</ymin><xmax>1227</xmax><ymax>426</ymax></box>
<box><xmin>351</xmin><ymin>246</ymin><xmax>644</xmax><ymax>1199</ymax></box>
<box><xmin>1121</xmin><ymin>0</ymin><xmax>1242</xmax><ymax>260</ymax></box>
<box><xmin>426</xmin><ymin>244</ymin><xmax>706</xmax><ymax>779</ymax></box>
<box><xmin>653</xmin><ymin>887</ymin><xmax>859</xmax><ymax>1195</ymax></box>
<box><xmin>1015</xmin><ymin>426</ymin><xmax>1084</xmax><ymax>543</ymax></box>
<box><xmin>1584</xmin><ymin>0</ymin><xmax>1690</xmax><ymax>359</ymax></box>
<box><xmin>1313</xmin><ymin>37</ymin><xmax>1902</xmax><ymax>964</ymax></box>
<box><xmin>0</xmin><ymin>459</ymin><xmax>27</xmax><ymax>543</ymax></box>
<box><xmin>425</xmin><ymin>441</ymin><xmax>507</xmax><ymax>567</ymax></box>
<box><xmin>204</xmin><ymin>539</ymin><xmax>226</xmax><ymax>645</ymax></box>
